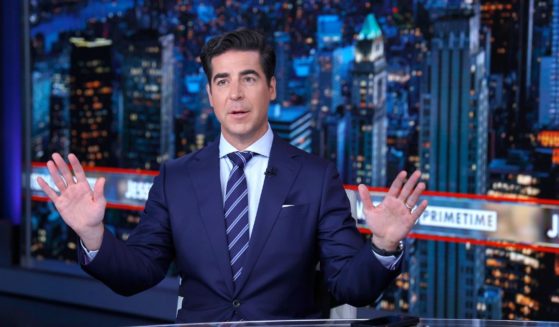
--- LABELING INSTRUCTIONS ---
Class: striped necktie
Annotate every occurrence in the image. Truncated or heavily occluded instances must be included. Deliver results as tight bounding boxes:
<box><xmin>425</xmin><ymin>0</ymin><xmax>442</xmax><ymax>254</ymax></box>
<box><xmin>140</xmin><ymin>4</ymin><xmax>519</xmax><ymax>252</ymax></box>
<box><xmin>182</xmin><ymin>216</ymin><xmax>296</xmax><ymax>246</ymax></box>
<box><xmin>224</xmin><ymin>151</ymin><xmax>254</xmax><ymax>283</ymax></box>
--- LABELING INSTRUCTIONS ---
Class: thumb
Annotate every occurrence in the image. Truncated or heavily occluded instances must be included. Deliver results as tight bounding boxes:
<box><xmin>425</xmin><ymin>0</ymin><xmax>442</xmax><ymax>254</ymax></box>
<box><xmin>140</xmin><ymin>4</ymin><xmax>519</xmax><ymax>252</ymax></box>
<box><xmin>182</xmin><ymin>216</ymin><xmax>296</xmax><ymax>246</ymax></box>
<box><xmin>93</xmin><ymin>177</ymin><xmax>106</xmax><ymax>202</ymax></box>
<box><xmin>358</xmin><ymin>184</ymin><xmax>374</xmax><ymax>211</ymax></box>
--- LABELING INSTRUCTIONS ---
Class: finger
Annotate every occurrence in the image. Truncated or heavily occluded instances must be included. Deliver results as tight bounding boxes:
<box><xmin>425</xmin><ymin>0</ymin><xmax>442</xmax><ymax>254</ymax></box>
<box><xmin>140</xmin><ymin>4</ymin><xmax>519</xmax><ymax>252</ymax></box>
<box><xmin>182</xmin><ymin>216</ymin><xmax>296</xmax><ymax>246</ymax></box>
<box><xmin>68</xmin><ymin>153</ymin><xmax>87</xmax><ymax>183</ymax></box>
<box><xmin>37</xmin><ymin>176</ymin><xmax>59</xmax><ymax>202</ymax></box>
<box><xmin>405</xmin><ymin>182</ymin><xmax>426</xmax><ymax>208</ymax></box>
<box><xmin>398</xmin><ymin>170</ymin><xmax>421</xmax><ymax>201</ymax></box>
<box><xmin>52</xmin><ymin>153</ymin><xmax>75</xmax><ymax>186</ymax></box>
<box><xmin>411</xmin><ymin>200</ymin><xmax>428</xmax><ymax>220</ymax></box>
<box><xmin>93</xmin><ymin>177</ymin><xmax>106</xmax><ymax>203</ymax></box>
<box><xmin>46</xmin><ymin>160</ymin><xmax>67</xmax><ymax>192</ymax></box>
<box><xmin>387</xmin><ymin>171</ymin><xmax>407</xmax><ymax>198</ymax></box>
<box><xmin>358</xmin><ymin>184</ymin><xmax>374</xmax><ymax>210</ymax></box>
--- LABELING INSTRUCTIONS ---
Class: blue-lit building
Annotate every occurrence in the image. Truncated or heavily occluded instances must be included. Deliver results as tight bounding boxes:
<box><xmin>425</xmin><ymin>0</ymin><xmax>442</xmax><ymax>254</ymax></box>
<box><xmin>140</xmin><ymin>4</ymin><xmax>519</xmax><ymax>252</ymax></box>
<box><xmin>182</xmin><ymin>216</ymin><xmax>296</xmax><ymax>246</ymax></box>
<box><xmin>408</xmin><ymin>239</ymin><xmax>488</xmax><ymax>319</ymax></box>
<box><xmin>310</xmin><ymin>15</ymin><xmax>345</xmax><ymax>156</ymax></box>
<box><xmin>332</xmin><ymin>46</ymin><xmax>354</xmax><ymax>113</ymax></box>
<box><xmin>316</xmin><ymin>15</ymin><xmax>342</xmax><ymax>51</ymax></box>
<box><xmin>347</xmin><ymin>13</ymin><xmax>387</xmax><ymax>187</ymax></box>
<box><xmin>269</xmin><ymin>104</ymin><xmax>312</xmax><ymax>153</ymax></box>
<box><xmin>315</xmin><ymin>46</ymin><xmax>353</xmax><ymax>160</ymax></box>
<box><xmin>174</xmin><ymin>109</ymin><xmax>197</xmax><ymax>158</ymax></box>
<box><xmin>49</xmin><ymin>69</ymin><xmax>70</xmax><ymax>157</ymax></box>
<box><xmin>274</xmin><ymin>31</ymin><xmax>291</xmax><ymax>106</ymax></box>
<box><xmin>32</xmin><ymin>68</ymin><xmax>51</xmax><ymax>161</ymax></box>
<box><xmin>549</xmin><ymin>0</ymin><xmax>559</xmax><ymax>126</ymax></box>
<box><xmin>121</xmin><ymin>32</ymin><xmax>175</xmax><ymax>170</ymax></box>
<box><xmin>321</xmin><ymin>109</ymin><xmax>346</xmax><ymax>170</ymax></box>
<box><xmin>184</xmin><ymin>72</ymin><xmax>208</xmax><ymax>112</ymax></box>
<box><xmin>312</xmin><ymin>14</ymin><xmax>344</xmax><ymax>113</ymax></box>
<box><xmin>540</xmin><ymin>57</ymin><xmax>553</xmax><ymax>126</ymax></box>
<box><xmin>476</xmin><ymin>286</ymin><xmax>502</xmax><ymax>319</ymax></box>
<box><xmin>419</xmin><ymin>4</ymin><xmax>489</xmax><ymax>194</ymax></box>
<box><xmin>69</xmin><ymin>37</ymin><xmax>115</xmax><ymax>167</ymax></box>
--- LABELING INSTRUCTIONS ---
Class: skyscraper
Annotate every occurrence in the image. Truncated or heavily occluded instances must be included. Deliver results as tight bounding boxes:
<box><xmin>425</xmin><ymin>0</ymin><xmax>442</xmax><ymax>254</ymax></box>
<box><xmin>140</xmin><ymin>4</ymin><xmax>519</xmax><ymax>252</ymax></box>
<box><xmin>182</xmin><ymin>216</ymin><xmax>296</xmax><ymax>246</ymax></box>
<box><xmin>408</xmin><ymin>239</ymin><xmax>487</xmax><ymax>318</ymax></box>
<box><xmin>332</xmin><ymin>46</ymin><xmax>354</xmax><ymax>112</ymax></box>
<box><xmin>480</xmin><ymin>0</ymin><xmax>535</xmax><ymax>136</ymax></box>
<box><xmin>347</xmin><ymin>13</ymin><xmax>387</xmax><ymax>186</ymax></box>
<box><xmin>49</xmin><ymin>70</ymin><xmax>70</xmax><ymax>156</ymax></box>
<box><xmin>419</xmin><ymin>4</ymin><xmax>489</xmax><ymax>194</ymax></box>
<box><xmin>549</xmin><ymin>0</ymin><xmax>559</xmax><ymax>125</ymax></box>
<box><xmin>69</xmin><ymin>37</ymin><xmax>114</xmax><ymax>167</ymax></box>
<box><xmin>317</xmin><ymin>15</ymin><xmax>342</xmax><ymax>51</ymax></box>
<box><xmin>32</xmin><ymin>68</ymin><xmax>51</xmax><ymax>161</ymax></box>
<box><xmin>274</xmin><ymin>31</ymin><xmax>291</xmax><ymax>106</ymax></box>
<box><xmin>269</xmin><ymin>104</ymin><xmax>312</xmax><ymax>153</ymax></box>
<box><xmin>311</xmin><ymin>15</ymin><xmax>343</xmax><ymax>156</ymax></box>
<box><xmin>121</xmin><ymin>31</ymin><xmax>175</xmax><ymax>170</ymax></box>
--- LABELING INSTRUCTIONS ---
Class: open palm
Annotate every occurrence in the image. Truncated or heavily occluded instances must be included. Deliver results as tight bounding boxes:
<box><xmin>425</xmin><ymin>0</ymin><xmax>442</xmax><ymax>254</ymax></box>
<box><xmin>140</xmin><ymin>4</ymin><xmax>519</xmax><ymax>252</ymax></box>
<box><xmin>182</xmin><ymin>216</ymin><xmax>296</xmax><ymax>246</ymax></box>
<box><xmin>37</xmin><ymin>153</ymin><xmax>106</xmax><ymax>249</ymax></box>
<box><xmin>358</xmin><ymin>170</ymin><xmax>428</xmax><ymax>250</ymax></box>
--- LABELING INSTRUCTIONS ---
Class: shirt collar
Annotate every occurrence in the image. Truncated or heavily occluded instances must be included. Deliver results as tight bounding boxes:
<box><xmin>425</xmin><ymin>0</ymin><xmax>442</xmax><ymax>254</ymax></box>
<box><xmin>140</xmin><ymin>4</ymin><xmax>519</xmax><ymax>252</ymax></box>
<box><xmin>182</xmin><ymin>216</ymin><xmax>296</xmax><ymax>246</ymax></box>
<box><xmin>219</xmin><ymin>123</ymin><xmax>274</xmax><ymax>159</ymax></box>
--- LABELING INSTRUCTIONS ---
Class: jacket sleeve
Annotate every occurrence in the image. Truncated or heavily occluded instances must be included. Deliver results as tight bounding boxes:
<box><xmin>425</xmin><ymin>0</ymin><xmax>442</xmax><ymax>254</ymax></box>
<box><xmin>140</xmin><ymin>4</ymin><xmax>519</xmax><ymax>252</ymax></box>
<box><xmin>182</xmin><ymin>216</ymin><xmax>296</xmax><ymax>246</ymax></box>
<box><xmin>78</xmin><ymin>162</ymin><xmax>175</xmax><ymax>296</ymax></box>
<box><xmin>317</xmin><ymin>162</ymin><xmax>401</xmax><ymax>306</ymax></box>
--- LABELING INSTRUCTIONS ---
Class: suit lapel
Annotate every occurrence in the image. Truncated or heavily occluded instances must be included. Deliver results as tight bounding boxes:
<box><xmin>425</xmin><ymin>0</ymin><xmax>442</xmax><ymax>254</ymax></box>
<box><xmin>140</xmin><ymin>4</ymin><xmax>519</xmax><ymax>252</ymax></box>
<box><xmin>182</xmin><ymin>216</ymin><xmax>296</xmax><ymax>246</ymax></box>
<box><xmin>188</xmin><ymin>140</ymin><xmax>234</xmax><ymax>296</ymax></box>
<box><xmin>234</xmin><ymin>137</ymin><xmax>301</xmax><ymax>295</ymax></box>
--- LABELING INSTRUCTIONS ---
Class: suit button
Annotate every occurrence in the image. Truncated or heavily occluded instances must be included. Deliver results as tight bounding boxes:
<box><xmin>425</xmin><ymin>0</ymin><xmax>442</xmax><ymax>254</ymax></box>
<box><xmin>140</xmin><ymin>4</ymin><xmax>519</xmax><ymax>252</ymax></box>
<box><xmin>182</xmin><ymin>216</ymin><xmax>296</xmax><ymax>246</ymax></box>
<box><xmin>232</xmin><ymin>299</ymin><xmax>241</xmax><ymax>307</ymax></box>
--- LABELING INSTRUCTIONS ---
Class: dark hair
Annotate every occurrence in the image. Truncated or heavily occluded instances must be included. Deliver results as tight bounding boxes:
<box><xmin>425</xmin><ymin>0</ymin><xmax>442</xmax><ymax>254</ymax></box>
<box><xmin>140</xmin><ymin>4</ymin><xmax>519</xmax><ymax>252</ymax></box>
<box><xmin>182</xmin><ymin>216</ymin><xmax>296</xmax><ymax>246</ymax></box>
<box><xmin>200</xmin><ymin>28</ymin><xmax>276</xmax><ymax>85</ymax></box>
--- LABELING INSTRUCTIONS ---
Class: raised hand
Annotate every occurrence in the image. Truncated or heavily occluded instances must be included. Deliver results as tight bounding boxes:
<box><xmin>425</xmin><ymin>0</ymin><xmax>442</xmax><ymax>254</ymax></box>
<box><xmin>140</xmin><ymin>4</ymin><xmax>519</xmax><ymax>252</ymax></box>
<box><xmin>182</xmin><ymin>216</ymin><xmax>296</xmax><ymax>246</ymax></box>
<box><xmin>358</xmin><ymin>170</ymin><xmax>428</xmax><ymax>251</ymax></box>
<box><xmin>36</xmin><ymin>153</ymin><xmax>106</xmax><ymax>250</ymax></box>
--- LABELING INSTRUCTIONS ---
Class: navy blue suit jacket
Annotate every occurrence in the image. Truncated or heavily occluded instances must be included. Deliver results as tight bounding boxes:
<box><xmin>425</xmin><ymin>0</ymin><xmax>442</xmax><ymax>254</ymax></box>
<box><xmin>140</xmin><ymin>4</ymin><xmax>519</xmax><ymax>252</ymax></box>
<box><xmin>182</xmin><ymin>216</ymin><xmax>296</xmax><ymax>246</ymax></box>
<box><xmin>79</xmin><ymin>136</ymin><xmax>401</xmax><ymax>323</ymax></box>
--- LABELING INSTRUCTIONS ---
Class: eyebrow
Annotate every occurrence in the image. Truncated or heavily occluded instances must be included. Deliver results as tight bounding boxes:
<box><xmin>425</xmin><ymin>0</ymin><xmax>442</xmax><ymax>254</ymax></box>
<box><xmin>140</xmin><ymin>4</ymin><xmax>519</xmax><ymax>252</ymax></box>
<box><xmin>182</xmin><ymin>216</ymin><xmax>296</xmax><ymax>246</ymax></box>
<box><xmin>212</xmin><ymin>70</ymin><xmax>261</xmax><ymax>83</ymax></box>
<box><xmin>239</xmin><ymin>69</ymin><xmax>260</xmax><ymax>77</ymax></box>
<box><xmin>212</xmin><ymin>73</ymin><xmax>229</xmax><ymax>83</ymax></box>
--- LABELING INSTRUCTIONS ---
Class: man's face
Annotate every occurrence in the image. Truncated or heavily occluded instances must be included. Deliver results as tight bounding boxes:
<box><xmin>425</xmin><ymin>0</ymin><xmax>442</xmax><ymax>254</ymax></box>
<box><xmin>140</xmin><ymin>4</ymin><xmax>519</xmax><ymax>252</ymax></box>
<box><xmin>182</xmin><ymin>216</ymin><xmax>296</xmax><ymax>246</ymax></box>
<box><xmin>206</xmin><ymin>50</ymin><xmax>276</xmax><ymax>148</ymax></box>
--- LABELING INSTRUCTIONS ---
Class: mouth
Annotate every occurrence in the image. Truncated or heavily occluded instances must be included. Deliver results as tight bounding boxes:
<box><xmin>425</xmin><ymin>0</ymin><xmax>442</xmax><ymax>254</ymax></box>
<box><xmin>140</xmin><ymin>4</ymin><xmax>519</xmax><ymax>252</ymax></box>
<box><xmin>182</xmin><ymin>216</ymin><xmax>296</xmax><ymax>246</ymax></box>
<box><xmin>229</xmin><ymin>110</ymin><xmax>249</xmax><ymax>118</ymax></box>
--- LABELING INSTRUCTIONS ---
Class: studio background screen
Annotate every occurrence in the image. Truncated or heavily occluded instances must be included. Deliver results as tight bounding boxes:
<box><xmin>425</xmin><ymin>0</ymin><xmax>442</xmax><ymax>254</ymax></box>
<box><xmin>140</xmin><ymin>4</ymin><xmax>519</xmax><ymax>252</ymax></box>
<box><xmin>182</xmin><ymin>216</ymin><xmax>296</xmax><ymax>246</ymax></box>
<box><xmin>25</xmin><ymin>0</ymin><xmax>559</xmax><ymax>321</ymax></box>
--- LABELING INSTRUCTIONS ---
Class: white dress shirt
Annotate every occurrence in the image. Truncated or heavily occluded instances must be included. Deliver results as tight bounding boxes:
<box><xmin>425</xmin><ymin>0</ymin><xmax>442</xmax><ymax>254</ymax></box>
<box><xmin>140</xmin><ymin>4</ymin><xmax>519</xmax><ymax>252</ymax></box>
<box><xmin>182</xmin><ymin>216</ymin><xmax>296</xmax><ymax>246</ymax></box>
<box><xmin>219</xmin><ymin>125</ymin><xmax>273</xmax><ymax>236</ymax></box>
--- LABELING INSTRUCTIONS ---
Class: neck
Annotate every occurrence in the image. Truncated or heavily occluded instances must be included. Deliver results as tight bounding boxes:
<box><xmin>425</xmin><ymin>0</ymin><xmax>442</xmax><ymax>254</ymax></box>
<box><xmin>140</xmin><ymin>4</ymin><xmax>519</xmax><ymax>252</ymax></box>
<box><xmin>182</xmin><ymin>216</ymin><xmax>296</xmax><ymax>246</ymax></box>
<box><xmin>223</xmin><ymin>125</ymin><xmax>268</xmax><ymax>151</ymax></box>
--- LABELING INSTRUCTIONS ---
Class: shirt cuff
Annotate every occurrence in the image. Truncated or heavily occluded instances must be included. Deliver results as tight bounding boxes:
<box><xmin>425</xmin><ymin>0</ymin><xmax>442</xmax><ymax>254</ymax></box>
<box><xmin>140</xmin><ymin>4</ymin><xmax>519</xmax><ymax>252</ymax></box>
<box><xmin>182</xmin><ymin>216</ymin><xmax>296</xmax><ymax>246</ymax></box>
<box><xmin>80</xmin><ymin>239</ymin><xmax>99</xmax><ymax>263</ymax></box>
<box><xmin>372</xmin><ymin>248</ymin><xmax>404</xmax><ymax>271</ymax></box>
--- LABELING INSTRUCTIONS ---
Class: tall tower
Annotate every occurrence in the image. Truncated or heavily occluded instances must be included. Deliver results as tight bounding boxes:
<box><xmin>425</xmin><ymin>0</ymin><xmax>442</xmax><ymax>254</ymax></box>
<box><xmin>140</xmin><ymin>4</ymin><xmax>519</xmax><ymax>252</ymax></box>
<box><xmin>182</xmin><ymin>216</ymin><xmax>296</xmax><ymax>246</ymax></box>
<box><xmin>269</xmin><ymin>104</ymin><xmax>312</xmax><ymax>153</ymax></box>
<box><xmin>121</xmin><ymin>31</ymin><xmax>175</xmax><ymax>170</ymax></box>
<box><xmin>49</xmin><ymin>69</ymin><xmax>70</xmax><ymax>156</ymax></box>
<box><xmin>311</xmin><ymin>15</ymin><xmax>343</xmax><ymax>155</ymax></box>
<box><xmin>480</xmin><ymin>0</ymin><xmax>535</xmax><ymax>136</ymax></box>
<box><xmin>274</xmin><ymin>31</ymin><xmax>291</xmax><ymax>106</ymax></box>
<box><xmin>347</xmin><ymin>14</ymin><xmax>387</xmax><ymax>186</ymax></box>
<box><xmin>419</xmin><ymin>4</ymin><xmax>489</xmax><ymax>194</ymax></box>
<box><xmin>549</xmin><ymin>0</ymin><xmax>559</xmax><ymax>125</ymax></box>
<box><xmin>408</xmin><ymin>240</ymin><xmax>487</xmax><ymax>318</ymax></box>
<box><xmin>69</xmin><ymin>38</ymin><xmax>114</xmax><ymax>167</ymax></box>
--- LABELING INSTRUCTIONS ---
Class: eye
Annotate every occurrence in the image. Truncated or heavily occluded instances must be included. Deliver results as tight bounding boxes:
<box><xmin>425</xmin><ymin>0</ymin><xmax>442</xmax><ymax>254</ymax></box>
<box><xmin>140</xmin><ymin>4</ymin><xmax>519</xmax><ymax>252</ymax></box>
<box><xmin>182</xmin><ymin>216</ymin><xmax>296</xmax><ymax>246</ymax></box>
<box><xmin>215</xmin><ymin>79</ymin><xmax>228</xmax><ymax>87</ymax></box>
<box><xmin>243</xmin><ymin>76</ymin><xmax>257</xmax><ymax>84</ymax></box>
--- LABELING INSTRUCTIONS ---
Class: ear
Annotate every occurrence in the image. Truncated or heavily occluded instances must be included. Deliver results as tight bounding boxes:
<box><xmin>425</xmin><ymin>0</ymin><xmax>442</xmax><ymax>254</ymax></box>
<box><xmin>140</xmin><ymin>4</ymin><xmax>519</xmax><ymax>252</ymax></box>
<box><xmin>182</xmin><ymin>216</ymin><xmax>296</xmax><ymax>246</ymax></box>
<box><xmin>269</xmin><ymin>76</ymin><xmax>277</xmax><ymax>101</ymax></box>
<box><xmin>206</xmin><ymin>83</ymin><xmax>214</xmax><ymax>108</ymax></box>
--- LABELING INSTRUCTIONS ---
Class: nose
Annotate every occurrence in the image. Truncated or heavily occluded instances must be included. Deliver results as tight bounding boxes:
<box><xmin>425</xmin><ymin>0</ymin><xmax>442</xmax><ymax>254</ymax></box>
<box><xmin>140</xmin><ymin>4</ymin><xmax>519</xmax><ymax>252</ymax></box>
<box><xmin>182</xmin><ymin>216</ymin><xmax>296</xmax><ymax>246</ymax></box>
<box><xmin>228</xmin><ymin>80</ymin><xmax>244</xmax><ymax>100</ymax></box>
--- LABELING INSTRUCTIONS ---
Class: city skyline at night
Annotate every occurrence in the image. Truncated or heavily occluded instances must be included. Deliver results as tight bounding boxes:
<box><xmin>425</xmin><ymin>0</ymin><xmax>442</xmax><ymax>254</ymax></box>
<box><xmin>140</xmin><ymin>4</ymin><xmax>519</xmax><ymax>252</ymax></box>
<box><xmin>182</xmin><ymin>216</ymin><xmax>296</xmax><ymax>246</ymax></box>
<box><xmin>26</xmin><ymin>0</ymin><xmax>559</xmax><ymax>321</ymax></box>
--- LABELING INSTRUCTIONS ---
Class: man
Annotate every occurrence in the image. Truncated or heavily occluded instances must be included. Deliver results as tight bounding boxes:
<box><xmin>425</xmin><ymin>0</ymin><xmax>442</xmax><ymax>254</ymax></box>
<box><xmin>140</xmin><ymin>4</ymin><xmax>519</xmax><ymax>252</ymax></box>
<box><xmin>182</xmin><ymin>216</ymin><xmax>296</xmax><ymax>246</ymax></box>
<box><xmin>37</xmin><ymin>29</ymin><xmax>427</xmax><ymax>323</ymax></box>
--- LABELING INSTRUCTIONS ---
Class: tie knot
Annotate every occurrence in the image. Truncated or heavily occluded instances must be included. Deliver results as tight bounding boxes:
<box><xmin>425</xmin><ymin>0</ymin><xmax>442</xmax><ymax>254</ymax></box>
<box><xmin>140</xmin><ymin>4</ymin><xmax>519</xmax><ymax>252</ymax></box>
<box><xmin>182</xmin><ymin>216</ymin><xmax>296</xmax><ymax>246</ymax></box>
<box><xmin>227</xmin><ymin>151</ymin><xmax>254</xmax><ymax>169</ymax></box>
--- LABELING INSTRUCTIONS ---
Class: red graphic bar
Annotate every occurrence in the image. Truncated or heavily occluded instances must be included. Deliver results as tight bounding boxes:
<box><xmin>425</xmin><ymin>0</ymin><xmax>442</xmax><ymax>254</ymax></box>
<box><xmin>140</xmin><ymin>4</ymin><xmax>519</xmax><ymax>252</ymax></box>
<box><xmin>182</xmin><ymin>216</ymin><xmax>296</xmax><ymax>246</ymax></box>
<box><xmin>32</xmin><ymin>161</ymin><xmax>559</xmax><ymax>205</ymax></box>
<box><xmin>344</xmin><ymin>184</ymin><xmax>559</xmax><ymax>206</ymax></box>
<box><xmin>32</xmin><ymin>195</ymin><xmax>145</xmax><ymax>211</ymax></box>
<box><xmin>31</xmin><ymin>162</ymin><xmax>159</xmax><ymax>176</ymax></box>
